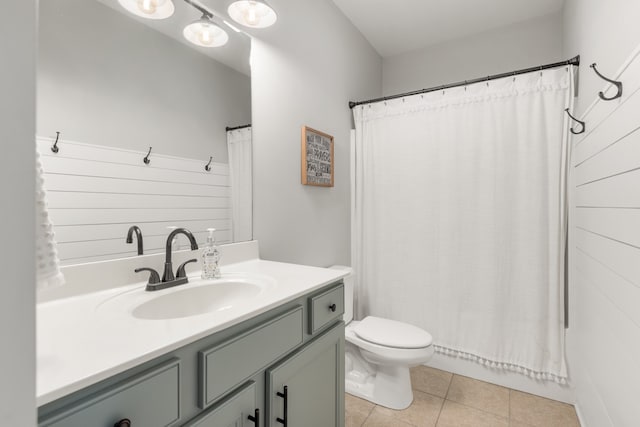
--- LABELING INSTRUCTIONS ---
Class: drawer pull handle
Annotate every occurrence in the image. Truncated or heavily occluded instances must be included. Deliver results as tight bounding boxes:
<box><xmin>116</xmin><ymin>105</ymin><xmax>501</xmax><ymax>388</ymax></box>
<box><xmin>248</xmin><ymin>408</ymin><xmax>260</xmax><ymax>427</ymax></box>
<box><xmin>114</xmin><ymin>419</ymin><xmax>131</xmax><ymax>427</ymax></box>
<box><xmin>276</xmin><ymin>385</ymin><xmax>288</xmax><ymax>426</ymax></box>
<box><xmin>328</xmin><ymin>303</ymin><xmax>337</xmax><ymax>312</ymax></box>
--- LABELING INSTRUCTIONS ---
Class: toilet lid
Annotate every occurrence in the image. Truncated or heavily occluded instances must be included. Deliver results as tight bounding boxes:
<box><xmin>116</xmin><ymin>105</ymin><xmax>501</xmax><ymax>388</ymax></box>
<box><xmin>353</xmin><ymin>316</ymin><xmax>433</xmax><ymax>349</ymax></box>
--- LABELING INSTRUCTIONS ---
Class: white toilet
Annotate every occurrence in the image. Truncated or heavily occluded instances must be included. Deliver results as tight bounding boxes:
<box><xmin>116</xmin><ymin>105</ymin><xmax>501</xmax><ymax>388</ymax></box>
<box><xmin>330</xmin><ymin>265</ymin><xmax>434</xmax><ymax>410</ymax></box>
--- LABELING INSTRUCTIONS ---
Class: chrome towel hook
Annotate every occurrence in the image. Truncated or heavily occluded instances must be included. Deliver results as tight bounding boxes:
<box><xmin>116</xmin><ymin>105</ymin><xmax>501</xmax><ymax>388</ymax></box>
<box><xmin>205</xmin><ymin>156</ymin><xmax>213</xmax><ymax>172</ymax></box>
<box><xmin>143</xmin><ymin>146</ymin><xmax>152</xmax><ymax>164</ymax></box>
<box><xmin>51</xmin><ymin>131</ymin><xmax>61</xmax><ymax>153</ymax></box>
<box><xmin>590</xmin><ymin>63</ymin><xmax>622</xmax><ymax>101</ymax></box>
<box><xmin>565</xmin><ymin>108</ymin><xmax>585</xmax><ymax>135</ymax></box>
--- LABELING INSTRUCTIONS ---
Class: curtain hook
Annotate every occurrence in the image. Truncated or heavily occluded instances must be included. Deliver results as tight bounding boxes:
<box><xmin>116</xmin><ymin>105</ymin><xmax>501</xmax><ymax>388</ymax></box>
<box><xmin>143</xmin><ymin>147</ymin><xmax>152</xmax><ymax>165</ymax></box>
<box><xmin>51</xmin><ymin>131</ymin><xmax>61</xmax><ymax>154</ymax></box>
<box><xmin>205</xmin><ymin>156</ymin><xmax>213</xmax><ymax>172</ymax></box>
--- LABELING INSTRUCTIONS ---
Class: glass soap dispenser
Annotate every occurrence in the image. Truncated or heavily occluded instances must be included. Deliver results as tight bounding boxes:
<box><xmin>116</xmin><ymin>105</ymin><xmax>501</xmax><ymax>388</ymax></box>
<box><xmin>201</xmin><ymin>228</ymin><xmax>221</xmax><ymax>279</ymax></box>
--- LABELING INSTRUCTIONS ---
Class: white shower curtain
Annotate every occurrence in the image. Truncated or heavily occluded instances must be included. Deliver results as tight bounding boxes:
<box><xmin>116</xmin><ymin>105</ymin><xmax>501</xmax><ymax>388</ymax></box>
<box><xmin>227</xmin><ymin>127</ymin><xmax>253</xmax><ymax>242</ymax></box>
<box><xmin>352</xmin><ymin>67</ymin><xmax>573</xmax><ymax>382</ymax></box>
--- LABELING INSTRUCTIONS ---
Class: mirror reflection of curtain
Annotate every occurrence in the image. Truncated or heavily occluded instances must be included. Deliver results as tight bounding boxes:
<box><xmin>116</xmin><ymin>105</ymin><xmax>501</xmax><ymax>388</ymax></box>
<box><xmin>35</xmin><ymin>146</ymin><xmax>65</xmax><ymax>290</ymax></box>
<box><xmin>227</xmin><ymin>127</ymin><xmax>253</xmax><ymax>242</ymax></box>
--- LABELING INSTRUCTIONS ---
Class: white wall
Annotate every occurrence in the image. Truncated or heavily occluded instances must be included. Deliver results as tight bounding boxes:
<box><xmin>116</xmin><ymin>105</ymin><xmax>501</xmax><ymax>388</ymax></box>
<box><xmin>38</xmin><ymin>0</ymin><xmax>251</xmax><ymax>161</ymax></box>
<box><xmin>383</xmin><ymin>13</ymin><xmax>564</xmax><ymax>96</ymax></box>
<box><xmin>0</xmin><ymin>0</ymin><xmax>36</xmax><ymax>425</ymax></box>
<box><xmin>250</xmin><ymin>0</ymin><xmax>381</xmax><ymax>266</ymax></box>
<box><xmin>564</xmin><ymin>0</ymin><xmax>640</xmax><ymax>115</ymax></box>
<box><xmin>563</xmin><ymin>1</ymin><xmax>640</xmax><ymax>426</ymax></box>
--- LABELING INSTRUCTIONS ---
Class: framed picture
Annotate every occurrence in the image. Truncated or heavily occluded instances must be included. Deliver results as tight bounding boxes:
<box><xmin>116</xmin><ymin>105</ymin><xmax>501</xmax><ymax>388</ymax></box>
<box><xmin>301</xmin><ymin>126</ymin><xmax>334</xmax><ymax>187</ymax></box>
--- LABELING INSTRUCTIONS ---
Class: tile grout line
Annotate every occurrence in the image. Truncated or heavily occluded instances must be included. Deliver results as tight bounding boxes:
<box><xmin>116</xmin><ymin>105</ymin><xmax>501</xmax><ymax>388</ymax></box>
<box><xmin>434</xmin><ymin>373</ymin><xmax>454</xmax><ymax>426</ymax></box>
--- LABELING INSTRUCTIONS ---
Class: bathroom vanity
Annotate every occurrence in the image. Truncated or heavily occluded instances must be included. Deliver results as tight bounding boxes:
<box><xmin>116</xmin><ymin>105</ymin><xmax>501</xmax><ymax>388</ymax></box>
<box><xmin>37</xmin><ymin>248</ymin><xmax>347</xmax><ymax>427</ymax></box>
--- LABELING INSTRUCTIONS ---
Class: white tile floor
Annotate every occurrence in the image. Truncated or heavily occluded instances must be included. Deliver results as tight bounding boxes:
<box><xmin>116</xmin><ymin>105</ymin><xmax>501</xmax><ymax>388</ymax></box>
<box><xmin>346</xmin><ymin>366</ymin><xmax>580</xmax><ymax>427</ymax></box>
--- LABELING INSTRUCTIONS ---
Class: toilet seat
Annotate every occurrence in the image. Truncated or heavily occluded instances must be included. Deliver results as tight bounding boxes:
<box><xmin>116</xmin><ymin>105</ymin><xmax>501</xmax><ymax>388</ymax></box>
<box><xmin>345</xmin><ymin>321</ymin><xmax>434</xmax><ymax>365</ymax></box>
<box><xmin>353</xmin><ymin>316</ymin><xmax>433</xmax><ymax>349</ymax></box>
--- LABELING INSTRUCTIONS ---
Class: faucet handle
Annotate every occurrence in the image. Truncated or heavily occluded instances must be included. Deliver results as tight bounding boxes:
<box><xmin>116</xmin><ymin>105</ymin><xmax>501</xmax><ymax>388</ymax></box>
<box><xmin>176</xmin><ymin>259</ymin><xmax>198</xmax><ymax>278</ymax></box>
<box><xmin>134</xmin><ymin>267</ymin><xmax>161</xmax><ymax>284</ymax></box>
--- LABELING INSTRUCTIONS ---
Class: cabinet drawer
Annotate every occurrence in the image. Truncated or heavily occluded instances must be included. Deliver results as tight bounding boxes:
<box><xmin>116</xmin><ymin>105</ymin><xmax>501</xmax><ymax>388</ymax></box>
<box><xmin>309</xmin><ymin>283</ymin><xmax>344</xmax><ymax>334</ymax></box>
<box><xmin>184</xmin><ymin>381</ymin><xmax>257</xmax><ymax>427</ymax></box>
<box><xmin>39</xmin><ymin>359</ymin><xmax>180</xmax><ymax>427</ymax></box>
<box><xmin>199</xmin><ymin>306</ymin><xmax>303</xmax><ymax>408</ymax></box>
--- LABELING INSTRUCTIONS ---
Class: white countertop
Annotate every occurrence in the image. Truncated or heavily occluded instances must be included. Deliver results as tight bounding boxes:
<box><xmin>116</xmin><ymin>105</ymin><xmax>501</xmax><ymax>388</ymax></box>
<box><xmin>37</xmin><ymin>259</ymin><xmax>347</xmax><ymax>406</ymax></box>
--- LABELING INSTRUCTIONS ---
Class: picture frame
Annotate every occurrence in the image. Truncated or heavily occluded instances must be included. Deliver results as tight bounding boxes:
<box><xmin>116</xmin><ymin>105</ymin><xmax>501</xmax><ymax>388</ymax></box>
<box><xmin>301</xmin><ymin>126</ymin><xmax>334</xmax><ymax>187</ymax></box>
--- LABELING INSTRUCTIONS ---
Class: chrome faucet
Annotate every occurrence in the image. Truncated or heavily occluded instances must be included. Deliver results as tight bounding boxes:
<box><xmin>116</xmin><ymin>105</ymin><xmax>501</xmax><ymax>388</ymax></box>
<box><xmin>134</xmin><ymin>227</ymin><xmax>199</xmax><ymax>291</ymax></box>
<box><xmin>126</xmin><ymin>225</ymin><xmax>144</xmax><ymax>255</ymax></box>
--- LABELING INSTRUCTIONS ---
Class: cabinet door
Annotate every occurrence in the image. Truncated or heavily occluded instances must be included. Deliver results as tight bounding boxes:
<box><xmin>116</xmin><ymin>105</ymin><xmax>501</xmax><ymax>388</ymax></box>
<box><xmin>183</xmin><ymin>381</ymin><xmax>259</xmax><ymax>427</ymax></box>
<box><xmin>266</xmin><ymin>323</ymin><xmax>345</xmax><ymax>427</ymax></box>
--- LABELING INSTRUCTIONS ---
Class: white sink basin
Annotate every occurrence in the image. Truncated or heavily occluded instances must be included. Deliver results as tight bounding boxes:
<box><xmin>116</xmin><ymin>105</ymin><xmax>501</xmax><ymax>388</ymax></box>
<box><xmin>98</xmin><ymin>274</ymin><xmax>275</xmax><ymax>320</ymax></box>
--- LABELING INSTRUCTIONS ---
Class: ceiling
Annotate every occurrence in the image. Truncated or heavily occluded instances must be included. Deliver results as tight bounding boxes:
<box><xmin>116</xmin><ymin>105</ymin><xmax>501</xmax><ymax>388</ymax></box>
<box><xmin>97</xmin><ymin>0</ymin><xmax>252</xmax><ymax>75</ymax></box>
<box><xmin>332</xmin><ymin>0</ymin><xmax>565</xmax><ymax>57</ymax></box>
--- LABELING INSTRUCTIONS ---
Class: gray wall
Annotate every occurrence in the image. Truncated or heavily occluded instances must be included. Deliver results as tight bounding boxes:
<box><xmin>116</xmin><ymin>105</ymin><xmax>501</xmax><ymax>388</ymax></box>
<box><xmin>38</xmin><ymin>0</ymin><xmax>251</xmax><ymax>161</ymax></box>
<box><xmin>251</xmin><ymin>0</ymin><xmax>382</xmax><ymax>266</ymax></box>
<box><xmin>0</xmin><ymin>0</ymin><xmax>36</xmax><ymax>425</ymax></box>
<box><xmin>382</xmin><ymin>13</ymin><xmax>564</xmax><ymax>96</ymax></box>
<box><xmin>563</xmin><ymin>1</ymin><xmax>640</xmax><ymax>426</ymax></box>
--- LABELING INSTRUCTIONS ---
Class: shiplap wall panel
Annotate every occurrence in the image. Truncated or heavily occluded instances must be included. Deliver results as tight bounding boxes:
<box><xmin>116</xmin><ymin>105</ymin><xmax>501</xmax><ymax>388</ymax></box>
<box><xmin>575</xmin><ymin>169</ymin><xmax>640</xmax><ymax>207</ymax></box>
<box><xmin>574</xmin><ymin>208</ymin><xmax>640</xmax><ymax>248</ymax></box>
<box><xmin>53</xmin><ymin>220</ymin><xmax>231</xmax><ymax>243</ymax></box>
<box><xmin>574</xmin><ymin>249</ymin><xmax>640</xmax><ymax>328</ymax></box>
<box><xmin>48</xmin><ymin>208</ymin><xmax>231</xmax><ymax>226</ymax></box>
<box><xmin>43</xmin><ymin>156</ymin><xmax>230</xmax><ymax>186</ymax></box>
<box><xmin>573</xmin><ymin>86</ymin><xmax>640</xmax><ymax>166</ymax></box>
<box><xmin>572</xmin><ymin>268</ymin><xmax>640</xmax><ymax>427</ymax></box>
<box><xmin>47</xmin><ymin>193</ymin><xmax>230</xmax><ymax>209</ymax></box>
<box><xmin>43</xmin><ymin>174</ymin><xmax>230</xmax><ymax>197</ymax></box>
<box><xmin>570</xmin><ymin>47</ymin><xmax>640</xmax><ymax>427</ymax></box>
<box><xmin>574</xmin><ymin>228</ymin><xmax>640</xmax><ymax>286</ymax></box>
<box><xmin>37</xmin><ymin>137</ymin><xmax>233</xmax><ymax>265</ymax></box>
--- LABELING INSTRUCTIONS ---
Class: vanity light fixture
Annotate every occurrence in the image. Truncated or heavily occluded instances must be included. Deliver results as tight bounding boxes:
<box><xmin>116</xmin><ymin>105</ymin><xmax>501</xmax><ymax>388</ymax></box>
<box><xmin>117</xmin><ymin>0</ymin><xmax>175</xmax><ymax>20</ymax></box>
<box><xmin>227</xmin><ymin>0</ymin><xmax>277</xmax><ymax>29</ymax></box>
<box><xmin>183</xmin><ymin>14</ymin><xmax>229</xmax><ymax>47</ymax></box>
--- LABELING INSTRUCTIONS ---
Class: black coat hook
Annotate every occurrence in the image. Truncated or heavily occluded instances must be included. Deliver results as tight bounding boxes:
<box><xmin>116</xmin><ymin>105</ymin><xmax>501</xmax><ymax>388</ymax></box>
<box><xmin>143</xmin><ymin>147</ymin><xmax>152</xmax><ymax>164</ymax></box>
<box><xmin>565</xmin><ymin>108</ymin><xmax>585</xmax><ymax>135</ymax></box>
<box><xmin>51</xmin><ymin>131</ymin><xmax>61</xmax><ymax>153</ymax></box>
<box><xmin>590</xmin><ymin>63</ymin><xmax>622</xmax><ymax>101</ymax></box>
<box><xmin>205</xmin><ymin>156</ymin><xmax>213</xmax><ymax>172</ymax></box>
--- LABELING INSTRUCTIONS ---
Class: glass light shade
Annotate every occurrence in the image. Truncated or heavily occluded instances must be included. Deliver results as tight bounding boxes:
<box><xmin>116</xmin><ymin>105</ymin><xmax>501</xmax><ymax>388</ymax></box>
<box><xmin>183</xmin><ymin>18</ymin><xmax>229</xmax><ymax>48</ymax></box>
<box><xmin>118</xmin><ymin>0</ymin><xmax>175</xmax><ymax>20</ymax></box>
<box><xmin>227</xmin><ymin>0</ymin><xmax>277</xmax><ymax>28</ymax></box>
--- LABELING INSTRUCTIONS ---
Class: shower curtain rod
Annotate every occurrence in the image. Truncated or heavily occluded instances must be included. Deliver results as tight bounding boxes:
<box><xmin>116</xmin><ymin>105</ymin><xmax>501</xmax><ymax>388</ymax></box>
<box><xmin>226</xmin><ymin>124</ymin><xmax>252</xmax><ymax>131</ymax></box>
<box><xmin>348</xmin><ymin>55</ymin><xmax>580</xmax><ymax>109</ymax></box>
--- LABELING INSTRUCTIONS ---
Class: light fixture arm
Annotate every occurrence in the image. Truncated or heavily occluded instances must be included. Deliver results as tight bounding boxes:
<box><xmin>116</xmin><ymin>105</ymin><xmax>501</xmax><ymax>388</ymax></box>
<box><xmin>182</xmin><ymin>0</ymin><xmax>214</xmax><ymax>19</ymax></box>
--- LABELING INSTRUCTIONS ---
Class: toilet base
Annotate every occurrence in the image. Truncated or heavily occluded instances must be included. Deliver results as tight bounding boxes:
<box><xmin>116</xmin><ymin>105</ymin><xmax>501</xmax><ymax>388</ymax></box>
<box><xmin>345</xmin><ymin>348</ymin><xmax>414</xmax><ymax>410</ymax></box>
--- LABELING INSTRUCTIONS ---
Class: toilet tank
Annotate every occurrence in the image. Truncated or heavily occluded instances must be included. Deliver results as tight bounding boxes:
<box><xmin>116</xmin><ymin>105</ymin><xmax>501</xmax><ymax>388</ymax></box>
<box><xmin>329</xmin><ymin>265</ymin><xmax>354</xmax><ymax>323</ymax></box>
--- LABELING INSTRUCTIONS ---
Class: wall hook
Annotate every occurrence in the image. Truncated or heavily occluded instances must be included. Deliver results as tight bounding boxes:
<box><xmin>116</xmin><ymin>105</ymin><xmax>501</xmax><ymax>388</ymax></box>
<box><xmin>565</xmin><ymin>108</ymin><xmax>585</xmax><ymax>135</ymax></box>
<box><xmin>143</xmin><ymin>147</ymin><xmax>152</xmax><ymax>164</ymax></box>
<box><xmin>205</xmin><ymin>156</ymin><xmax>213</xmax><ymax>172</ymax></box>
<box><xmin>51</xmin><ymin>131</ymin><xmax>60</xmax><ymax>153</ymax></box>
<box><xmin>590</xmin><ymin>63</ymin><xmax>622</xmax><ymax>101</ymax></box>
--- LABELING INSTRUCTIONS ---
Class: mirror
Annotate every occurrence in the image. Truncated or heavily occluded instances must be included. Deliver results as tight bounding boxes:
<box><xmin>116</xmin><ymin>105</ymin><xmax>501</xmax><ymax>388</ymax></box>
<box><xmin>37</xmin><ymin>0</ymin><xmax>253</xmax><ymax>266</ymax></box>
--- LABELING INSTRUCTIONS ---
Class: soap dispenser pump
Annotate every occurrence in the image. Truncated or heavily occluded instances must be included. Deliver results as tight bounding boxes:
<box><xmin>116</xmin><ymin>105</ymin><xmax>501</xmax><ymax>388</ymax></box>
<box><xmin>201</xmin><ymin>228</ymin><xmax>221</xmax><ymax>279</ymax></box>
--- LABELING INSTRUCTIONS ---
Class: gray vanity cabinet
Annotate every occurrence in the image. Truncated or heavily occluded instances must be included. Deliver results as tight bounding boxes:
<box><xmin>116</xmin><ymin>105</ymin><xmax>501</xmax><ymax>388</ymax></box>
<box><xmin>266</xmin><ymin>324</ymin><xmax>345</xmax><ymax>427</ymax></box>
<box><xmin>38</xmin><ymin>281</ymin><xmax>345</xmax><ymax>427</ymax></box>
